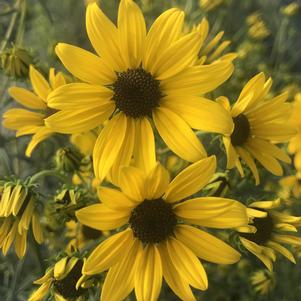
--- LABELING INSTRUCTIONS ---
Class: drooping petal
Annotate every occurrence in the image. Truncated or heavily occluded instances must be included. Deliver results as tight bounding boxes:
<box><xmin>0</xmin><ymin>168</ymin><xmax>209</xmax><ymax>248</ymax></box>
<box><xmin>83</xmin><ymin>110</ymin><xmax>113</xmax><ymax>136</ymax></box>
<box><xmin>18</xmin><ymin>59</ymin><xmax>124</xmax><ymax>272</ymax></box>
<box><xmin>93</xmin><ymin>113</ymin><xmax>127</xmax><ymax>181</ymax></box>
<box><xmin>118</xmin><ymin>0</ymin><xmax>146</xmax><ymax>68</ymax></box>
<box><xmin>175</xmin><ymin>224</ymin><xmax>241</xmax><ymax>264</ymax></box>
<box><xmin>135</xmin><ymin>244</ymin><xmax>162</xmax><ymax>301</ymax></box>
<box><xmin>8</xmin><ymin>87</ymin><xmax>47</xmax><ymax>110</ymax></box>
<box><xmin>153</xmin><ymin>107</ymin><xmax>206</xmax><ymax>162</ymax></box>
<box><xmin>76</xmin><ymin>204</ymin><xmax>130</xmax><ymax>231</ymax></box>
<box><xmin>223</xmin><ymin>136</ymin><xmax>238</xmax><ymax>168</ymax></box>
<box><xmin>267</xmin><ymin>241</ymin><xmax>296</xmax><ymax>264</ymax></box>
<box><xmin>55</xmin><ymin>43</ymin><xmax>115</xmax><ymax>85</ymax></box>
<box><xmin>83</xmin><ymin>229</ymin><xmax>134</xmax><ymax>275</ymax></box>
<box><xmin>101</xmin><ymin>238</ymin><xmax>142</xmax><ymax>301</ymax></box>
<box><xmin>165</xmin><ymin>156</ymin><xmax>216</xmax><ymax>203</ymax></box>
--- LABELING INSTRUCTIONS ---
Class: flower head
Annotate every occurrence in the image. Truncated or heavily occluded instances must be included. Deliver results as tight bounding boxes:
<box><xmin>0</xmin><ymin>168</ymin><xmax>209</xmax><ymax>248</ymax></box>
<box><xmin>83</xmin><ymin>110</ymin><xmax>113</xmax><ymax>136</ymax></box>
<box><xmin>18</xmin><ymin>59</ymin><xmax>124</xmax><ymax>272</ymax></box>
<box><xmin>3</xmin><ymin>66</ymin><xmax>67</xmax><ymax>157</ymax></box>
<box><xmin>251</xmin><ymin>269</ymin><xmax>275</xmax><ymax>295</ymax></box>
<box><xmin>238</xmin><ymin>199</ymin><xmax>301</xmax><ymax>271</ymax></box>
<box><xmin>45</xmin><ymin>0</ymin><xmax>235</xmax><ymax>182</ymax></box>
<box><xmin>0</xmin><ymin>180</ymin><xmax>43</xmax><ymax>258</ymax></box>
<box><xmin>219</xmin><ymin>73</ymin><xmax>296</xmax><ymax>184</ymax></box>
<box><xmin>76</xmin><ymin>156</ymin><xmax>248</xmax><ymax>301</ymax></box>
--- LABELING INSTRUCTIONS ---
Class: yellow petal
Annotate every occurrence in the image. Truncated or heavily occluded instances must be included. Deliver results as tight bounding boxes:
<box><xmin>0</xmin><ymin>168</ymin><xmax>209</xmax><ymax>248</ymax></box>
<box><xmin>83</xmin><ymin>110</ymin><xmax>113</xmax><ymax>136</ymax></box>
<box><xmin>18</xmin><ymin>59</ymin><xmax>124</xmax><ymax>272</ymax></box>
<box><xmin>8</xmin><ymin>87</ymin><xmax>47</xmax><ymax>110</ymax></box>
<box><xmin>55</xmin><ymin>43</ymin><xmax>115</xmax><ymax>85</ymax></box>
<box><xmin>93</xmin><ymin>113</ymin><xmax>127</xmax><ymax>181</ymax></box>
<box><xmin>133</xmin><ymin>117</ymin><xmax>156</xmax><ymax>174</ymax></box>
<box><xmin>32</xmin><ymin>213</ymin><xmax>43</xmax><ymax>244</ymax></box>
<box><xmin>15</xmin><ymin>231</ymin><xmax>27</xmax><ymax>258</ymax></box>
<box><xmin>153</xmin><ymin>107</ymin><xmax>206</xmax><ymax>162</ymax></box>
<box><xmin>119</xmin><ymin>166</ymin><xmax>146</xmax><ymax>201</ymax></box>
<box><xmin>97</xmin><ymin>187</ymin><xmax>135</xmax><ymax>210</ymax></box>
<box><xmin>101</xmin><ymin>238</ymin><xmax>142</xmax><ymax>301</ymax></box>
<box><xmin>29</xmin><ymin>65</ymin><xmax>50</xmax><ymax>101</ymax></box>
<box><xmin>158</xmin><ymin>242</ymin><xmax>196</xmax><ymax>301</ymax></box>
<box><xmin>28</xmin><ymin>280</ymin><xmax>52</xmax><ymax>301</ymax></box>
<box><xmin>118</xmin><ymin>0</ymin><xmax>146</xmax><ymax>68</ymax></box>
<box><xmin>175</xmin><ymin>224</ymin><xmax>241</xmax><ymax>264</ymax></box>
<box><xmin>86</xmin><ymin>3</ymin><xmax>125</xmax><ymax>71</ymax></box>
<box><xmin>273</xmin><ymin>234</ymin><xmax>301</xmax><ymax>246</ymax></box>
<box><xmin>54</xmin><ymin>257</ymin><xmax>68</xmax><ymax>279</ymax></box>
<box><xmin>165</xmin><ymin>156</ymin><xmax>216</xmax><ymax>203</ymax></box>
<box><xmin>143</xmin><ymin>8</ymin><xmax>184</xmax><ymax>71</ymax></box>
<box><xmin>249</xmin><ymin>199</ymin><xmax>281</xmax><ymax>210</ymax></box>
<box><xmin>145</xmin><ymin>163</ymin><xmax>170</xmax><ymax>200</ymax></box>
<box><xmin>161</xmin><ymin>96</ymin><xmax>233</xmax><ymax>135</ymax></box>
<box><xmin>134</xmin><ymin>244</ymin><xmax>162</xmax><ymax>301</ymax></box>
<box><xmin>165</xmin><ymin>238</ymin><xmax>208</xmax><ymax>290</ymax></box>
<box><xmin>76</xmin><ymin>204</ymin><xmax>129</xmax><ymax>231</ymax></box>
<box><xmin>83</xmin><ymin>229</ymin><xmax>134</xmax><ymax>275</ymax></box>
<box><xmin>223</xmin><ymin>136</ymin><xmax>238</xmax><ymax>168</ymax></box>
<box><xmin>267</xmin><ymin>241</ymin><xmax>296</xmax><ymax>263</ymax></box>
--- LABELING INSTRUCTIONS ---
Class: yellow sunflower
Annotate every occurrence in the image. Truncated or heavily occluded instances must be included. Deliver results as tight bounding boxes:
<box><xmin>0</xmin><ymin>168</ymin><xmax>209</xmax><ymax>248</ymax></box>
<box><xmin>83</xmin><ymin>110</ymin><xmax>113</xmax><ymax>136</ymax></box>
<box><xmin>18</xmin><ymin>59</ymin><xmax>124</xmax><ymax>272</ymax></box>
<box><xmin>29</xmin><ymin>256</ymin><xmax>91</xmax><ymax>301</ymax></box>
<box><xmin>3</xmin><ymin>66</ymin><xmax>67</xmax><ymax>157</ymax></box>
<box><xmin>218</xmin><ymin>72</ymin><xmax>296</xmax><ymax>184</ymax></box>
<box><xmin>0</xmin><ymin>181</ymin><xmax>43</xmax><ymax>258</ymax></box>
<box><xmin>76</xmin><ymin>156</ymin><xmax>248</xmax><ymax>301</ymax></box>
<box><xmin>45</xmin><ymin>0</ymin><xmax>235</xmax><ymax>182</ymax></box>
<box><xmin>238</xmin><ymin>199</ymin><xmax>301</xmax><ymax>271</ymax></box>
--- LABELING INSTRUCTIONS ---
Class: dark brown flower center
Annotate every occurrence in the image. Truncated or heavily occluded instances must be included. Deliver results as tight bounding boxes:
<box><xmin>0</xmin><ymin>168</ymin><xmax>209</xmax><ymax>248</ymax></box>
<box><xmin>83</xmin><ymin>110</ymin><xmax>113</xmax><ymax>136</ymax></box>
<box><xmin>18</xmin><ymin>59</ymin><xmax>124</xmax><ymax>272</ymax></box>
<box><xmin>129</xmin><ymin>198</ymin><xmax>177</xmax><ymax>243</ymax></box>
<box><xmin>53</xmin><ymin>259</ymin><xmax>85</xmax><ymax>299</ymax></box>
<box><xmin>112</xmin><ymin>68</ymin><xmax>162</xmax><ymax>118</ymax></box>
<box><xmin>241</xmin><ymin>212</ymin><xmax>274</xmax><ymax>245</ymax></box>
<box><xmin>231</xmin><ymin>114</ymin><xmax>251</xmax><ymax>146</ymax></box>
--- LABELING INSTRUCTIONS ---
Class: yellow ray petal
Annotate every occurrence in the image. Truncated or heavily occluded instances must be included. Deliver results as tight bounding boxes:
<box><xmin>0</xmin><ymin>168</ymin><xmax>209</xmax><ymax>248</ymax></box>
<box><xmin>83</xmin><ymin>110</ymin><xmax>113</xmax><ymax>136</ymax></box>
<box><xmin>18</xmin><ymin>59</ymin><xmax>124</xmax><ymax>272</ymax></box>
<box><xmin>101</xmin><ymin>238</ymin><xmax>142</xmax><ymax>301</ymax></box>
<box><xmin>223</xmin><ymin>136</ymin><xmax>238</xmax><ymax>168</ymax></box>
<box><xmin>55</xmin><ymin>43</ymin><xmax>115</xmax><ymax>85</ymax></box>
<box><xmin>145</xmin><ymin>163</ymin><xmax>170</xmax><ymax>200</ymax></box>
<box><xmin>165</xmin><ymin>156</ymin><xmax>216</xmax><ymax>203</ymax></box>
<box><xmin>267</xmin><ymin>241</ymin><xmax>296</xmax><ymax>263</ymax></box>
<box><xmin>15</xmin><ymin>231</ymin><xmax>27</xmax><ymax>258</ymax></box>
<box><xmin>32</xmin><ymin>213</ymin><xmax>43</xmax><ymax>244</ymax></box>
<box><xmin>54</xmin><ymin>257</ymin><xmax>68</xmax><ymax>279</ymax></box>
<box><xmin>83</xmin><ymin>229</ymin><xmax>134</xmax><ymax>275</ymax></box>
<box><xmin>86</xmin><ymin>3</ymin><xmax>125</xmax><ymax>71</ymax></box>
<box><xmin>28</xmin><ymin>280</ymin><xmax>52</xmax><ymax>301</ymax></box>
<box><xmin>119</xmin><ymin>166</ymin><xmax>146</xmax><ymax>201</ymax></box>
<box><xmin>133</xmin><ymin>117</ymin><xmax>156</xmax><ymax>174</ymax></box>
<box><xmin>118</xmin><ymin>0</ymin><xmax>146</xmax><ymax>68</ymax></box>
<box><xmin>153</xmin><ymin>107</ymin><xmax>206</xmax><ymax>162</ymax></box>
<box><xmin>135</xmin><ymin>244</ymin><xmax>162</xmax><ymax>301</ymax></box>
<box><xmin>175</xmin><ymin>224</ymin><xmax>241</xmax><ymax>264</ymax></box>
<box><xmin>161</xmin><ymin>96</ymin><xmax>233</xmax><ymax>135</ymax></box>
<box><xmin>249</xmin><ymin>199</ymin><xmax>281</xmax><ymax>210</ymax></box>
<box><xmin>143</xmin><ymin>8</ymin><xmax>184</xmax><ymax>71</ymax></box>
<box><xmin>8</xmin><ymin>87</ymin><xmax>47</xmax><ymax>110</ymax></box>
<box><xmin>76</xmin><ymin>204</ymin><xmax>130</xmax><ymax>231</ymax></box>
<box><xmin>29</xmin><ymin>65</ymin><xmax>50</xmax><ymax>101</ymax></box>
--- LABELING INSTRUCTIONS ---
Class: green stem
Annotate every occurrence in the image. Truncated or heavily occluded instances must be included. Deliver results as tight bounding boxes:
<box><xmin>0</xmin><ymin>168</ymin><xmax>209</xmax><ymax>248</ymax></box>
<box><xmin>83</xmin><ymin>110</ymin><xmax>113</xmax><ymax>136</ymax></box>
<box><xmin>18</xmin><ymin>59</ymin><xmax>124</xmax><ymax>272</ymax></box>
<box><xmin>29</xmin><ymin>169</ymin><xmax>66</xmax><ymax>184</ymax></box>
<box><xmin>0</xmin><ymin>0</ymin><xmax>22</xmax><ymax>52</ymax></box>
<box><xmin>15</xmin><ymin>0</ymin><xmax>27</xmax><ymax>45</ymax></box>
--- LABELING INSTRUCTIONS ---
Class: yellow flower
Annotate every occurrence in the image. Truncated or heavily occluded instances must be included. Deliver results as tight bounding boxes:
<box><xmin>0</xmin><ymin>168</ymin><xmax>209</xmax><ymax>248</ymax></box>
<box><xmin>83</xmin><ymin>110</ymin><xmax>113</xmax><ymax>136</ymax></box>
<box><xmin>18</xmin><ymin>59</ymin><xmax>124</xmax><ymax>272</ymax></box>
<box><xmin>247</xmin><ymin>13</ymin><xmax>270</xmax><ymax>40</ymax></box>
<box><xmin>280</xmin><ymin>172</ymin><xmax>301</xmax><ymax>198</ymax></box>
<box><xmin>3</xmin><ymin>66</ymin><xmax>67</xmax><ymax>157</ymax></box>
<box><xmin>29</xmin><ymin>256</ymin><xmax>91</xmax><ymax>301</ymax></box>
<box><xmin>193</xmin><ymin>18</ymin><xmax>236</xmax><ymax>64</ymax></box>
<box><xmin>238</xmin><ymin>199</ymin><xmax>301</xmax><ymax>271</ymax></box>
<box><xmin>288</xmin><ymin>93</ymin><xmax>301</xmax><ymax>155</ymax></box>
<box><xmin>76</xmin><ymin>156</ymin><xmax>248</xmax><ymax>301</ymax></box>
<box><xmin>0</xmin><ymin>181</ymin><xmax>43</xmax><ymax>258</ymax></box>
<box><xmin>199</xmin><ymin>0</ymin><xmax>224</xmax><ymax>12</ymax></box>
<box><xmin>281</xmin><ymin>2</ymin><xmax>300</xmax><ymax>16</ymax></box>
<box><xmin>251</xmin><ymin>269</ymin><xmax>275</xmax><ymax>295</ymax></box>
<box><xmin>45</xmin><ymin>0</ymin><xmax>235</xmax><ymax>182</ymax></box>
<box><xmin>219</xmin><ymin>73</ymin><xmax>296</xmax><ymax>185</ymax></box>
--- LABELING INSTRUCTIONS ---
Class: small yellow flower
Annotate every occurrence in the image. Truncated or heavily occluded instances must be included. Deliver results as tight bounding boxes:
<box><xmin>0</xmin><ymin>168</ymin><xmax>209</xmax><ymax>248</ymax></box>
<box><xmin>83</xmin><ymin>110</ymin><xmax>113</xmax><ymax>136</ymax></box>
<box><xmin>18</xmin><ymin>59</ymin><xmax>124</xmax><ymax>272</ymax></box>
<box><xmin>251</xmin><ymin>269</ymin><xmax>275</xmax><ymax>295</ymax></box>
<box><xmin>199</xmin><ymin>0</ymin><xmax>224</xmax><ymax>12</ymax></box>
<box><xmin>0</xmin><ymin>181</ymin><xmax>43</xmax><ymax>258</ymax></box>
<box><xmin>76</xmin><ymin>157</ymin><xmax>248</xmax><ymax>301</ymax></box>
<box><xmin>238</xmin><ymin>199</ymin><xmax>301</xmax><ymax>271</ymax></box>
<box><xmin>3</xmin><ymin>66</ymin><xmax>67</xmax><ymax>157</ymax></box>
<box><xmin>281</xmin><ymin>2</ymin><xmax>300</xmax><ymax>16</ymax></box>
<box><xmin>219</xmin><ymin>73</ymin><xmax>296</xmax><ymax>184</ymax></box>
<box><xmin>29</xmin><ymin>256</ymin><xmax>91</xmax><ymax>301</ymax></box>
<box><xmin>247</xmin><ymin>13</ymin><xmax>270</xmax><ymax>40</ymax></box>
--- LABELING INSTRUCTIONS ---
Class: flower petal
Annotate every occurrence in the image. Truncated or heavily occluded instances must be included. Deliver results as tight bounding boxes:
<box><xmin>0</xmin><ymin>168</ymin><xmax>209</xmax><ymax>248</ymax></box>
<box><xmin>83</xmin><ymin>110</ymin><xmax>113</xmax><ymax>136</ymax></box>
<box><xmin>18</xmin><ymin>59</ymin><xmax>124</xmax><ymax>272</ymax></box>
<box><xmin>101</xmin><ymin>238</ymin><xmax>142</xmax><ymax>301</ymax></box>
<box><xmin>165</xmin><ymin>156</ymin><xmax>216</xmax><ymax>203</ymax></box>
<box><xmin>135</xmin><ymin>244</ymin><xmax>162</xmax><ymax>301</ymax></box>
<box><xmin>76</xmin><ymin>204</ymin><xmax>130</xmax><ymax>231</ymax></box>
<box><xmin>153</xmin><ymin>107</ymin><xmax>206</xmax><ymax>162</ymax></box>
<box><xmin>8</xmin><ymin>87</ymin><xmax>47</xmax><ymax>110</ymax></box>
<box><xmin>29</xmin><ymin>66</ymin><xmax>51</xmax><ymax>101</ymax></box>
<box><xmin>118</xmin><ymin>0</ymin><xmax>146</xmax><ymax>68</ymax></box>
<box><xmin>175</xmin><ymin>224</ymin><xmax>241</xmax><ymax>264</ymax></box>
<box><xmin>55</xmin><ymin>43</ymin><xmax>115</xmax><ymax>85</ymax></box>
